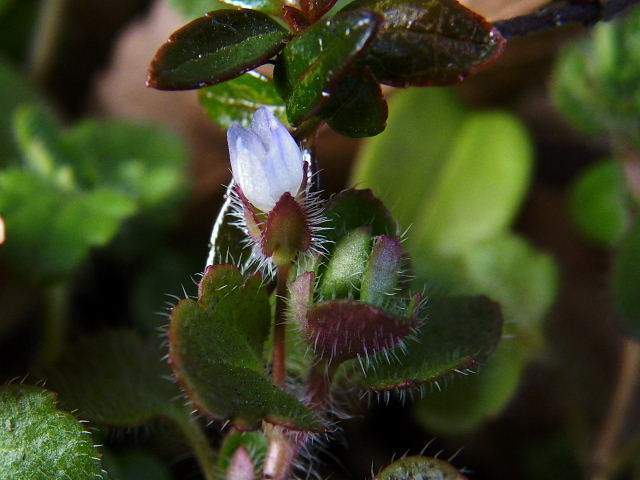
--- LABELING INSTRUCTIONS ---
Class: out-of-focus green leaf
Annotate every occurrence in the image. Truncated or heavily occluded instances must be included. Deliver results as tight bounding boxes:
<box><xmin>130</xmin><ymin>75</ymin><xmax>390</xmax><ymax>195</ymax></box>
<box><xmin>354</xmin><ymin>295</ymin><xmax>503</xmax><ymax>391</ymax></box>
<box><xmin>169</xmin><ymin>265</ymin><xmax>323</xmax><ymax>430</ymax></box>
<box><xmin>351</xmin><ymin>88</ymin><xmax>466</xmax><ymax>228</ymax></box>
<box><xmin>343</xmin><ymin>0</ymin><xmax>505</xmax><ymax>87</ymax></box>
<box><xmin>374</xmin><ymin>456</ymin><xmax>467</xmax><ymax>480</ymax></box>
<box><xmin>0</xmin><ymin>169</ymin><xmax>136</xmax><ymax>282</ymax></box>
<box><xmin>64</xmin><ymin>119</ymin><xmax>188</xmax><ymax>210</ymax></box>
<box><xmin>103</xmin><ymin>450</ymin><xmax>172</xmax><ymax>480</ymax></box>
<box><xmin>46</xmin><ymin>330</ymin><xmax>192</xmax><ymax>427</ymax></box>
<box><xmin>0</xmin><ymin>385</ymin><xmax>104</xmax><ymax>480</ymax></box>
<box><xmin>613</xmin><ymin>220</ymin><xmax>640</xmax><ymax>338</ymax></box>
<box><xmin>569</xmin><ymin>159</ymin><xmax>629</xmax><ymax>246</ymax></box>
<box><xmin>323</xmin><ymin>68</ymin><xmax>388</xmax><ymax>138</ymax></box>
<box><xmin>148</xmin><ymin>9</ymin><xmax>290</xmax><ymax>90</ymax></box>
<box><xmin>412</xmin><ymin>111</ymin><xmax>532</xmax><ymax>255</ymax></box>
<box><xmin>0</xmin><ymin>61</ymin><xmax>41</xmax><ymax>161</ymax></box>
<box><xmin>199</xmin><ymin>70</ymin><xmax>287</xmax><ymax>130</ymax></box>
<box><xmin>274</xmin><ymin>9</ymin><xmax>379</xmax><ymax>125</ymax></box>
<box><xmin>552</xmin><ymin>4</ymin><xmax>640</xmax><ymax>141</ymax></box>
<box><xmin>168</xmin><ymin>0</ymin><xmax>227</xmax><ymax>19</ymax></box>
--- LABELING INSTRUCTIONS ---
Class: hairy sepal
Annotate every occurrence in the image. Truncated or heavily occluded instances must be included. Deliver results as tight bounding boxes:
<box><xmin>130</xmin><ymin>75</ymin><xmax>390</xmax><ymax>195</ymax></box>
<box><xmin>261</xmin><ymin>192</ymin><xmax>311</xmax><ymax>267</ymax></box>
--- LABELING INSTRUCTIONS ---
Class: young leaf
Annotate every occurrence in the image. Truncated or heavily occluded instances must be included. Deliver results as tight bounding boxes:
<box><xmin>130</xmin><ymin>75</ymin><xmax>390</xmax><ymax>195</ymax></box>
<box><xmin>199</xmin><ymin>70</ymin><xmax>287</xmax><ymax>130</ymax></box>
<box><xmin>323</xmin><ymin>68</ymin><xmax>388</xmax><ymax>138</ymax></box>
<box><xmin>218</xmin><ymin>431</ymin><xmax>268</xmax><ymax>479</ymax></box>
<box><xmin>360</xmin><ymin>235</ymin><xmax>403</xmax><ymax>307</ymax></box>
<box><xmin>374</xmin><ymin>456</ymin><xmax>467</xmax><ymax>480</ymax></box>
<box><xmin>343</xmin><ymin>0</ymin><xmax>505</xmax><ymax>87</ymax></box>
<box><xmin>274</xmin><ymin>9</ymin><xmax>380</xmax><ymax>125</ymax></box>
<box><xmin>353</xmin><ymin>295</ymin><xmax>503</xmax><ymax>391</ymax></box>
<box><xmin>45</xmin><ymin>330</ymin><xmax>192</xmax><ymax>427</ymax></box>
<box><xmin>148</xmin><ymin>9</ymin><xmax>291</xmax><ymax>90</ymax></box>
<box><xmin>613</xmin><ymin>220</ymin><xmax>640</xmax><ymax>338</ymax></box>
<box><xmin>0</xmin><ymin>385</ymin><xmax>104</xmax><ymax>480</ymax></box>
<box><xmin>169</xmin><ymin>264</ymin><xmax>322</xmax><ymax>431</ymax></box>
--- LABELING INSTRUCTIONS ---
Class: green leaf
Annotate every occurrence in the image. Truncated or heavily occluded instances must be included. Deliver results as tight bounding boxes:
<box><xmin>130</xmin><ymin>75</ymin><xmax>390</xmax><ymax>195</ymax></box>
<box><xmin>0</xmin><ymin>169</ymin><xmax>136</xmax><ymax>282</ymax></box>
<box><xmin>569</xmin><ymin>159</ymin><xmax>629</xmax><ymax>246</ymax></box>
<box><xmin>148</xmin><ymin>9</ymin><xmax>291</xmax><ymax>90</ymax></box>
<box><xmin>169</xmin><ymin>264</ymin><xmax>322</xmax><ymax>430</ymax></box>
<box><xmin>46</xmin><ymin>330</ymin><xmax>191</xmax><ymax>427</ymax></box>
<box><xmin>319</xmin><ymin>227</ymin><xmax>372</xmax><ymax>299</ymax></box>
<box><xmin>374</xmin><ymin>456</ymin><xmax>467</xmax><ymax>480</ymax></box>
<box><xmin>0</xmin><ymin>385</ymin><xmax>104</xmax><ymax>480</ymax></box>
<box><xmin>324</xmin><ymin>188</ymin><xmax>397</xmax><ymax>246</ymax></box>
<box><xmin>613</xmin><ymin>220</ymin><xmax>640</xmax><ymax>338</ymax></box>
<box><xmin>103</xmin><ymin>450</ymin><xmax>172</xmax><ymax>480</ymax></box>
<box><xmin>274</xmin><ymin>9</ymin><xmax>380</xmax><ymax>125</ymax></box>
<box><xmin>218</xmin><ymin>431</ymin><xmax>268</xmax><ymax>478</ymax></box>
<box><xmin>351</xmin><ymin>88</ymin><xmax>466</xmax><ymax>228</ymax></box>
<box><xmin>0</xmin><ymin>59</ymin><xmax>41</xmax><ymax>161</ymax></box>
<box><xmin>411</xmin><ymin>111</ymin><xmax>532</xmax><ymax>255</ymax></box>
<box><xmin>354</xmin><ymin>295</ymin><xmax>503</xmax><ymax>391</ymax></box>
<box><xmin>199</xmin><ymin>70</ymin><xmax>287</xmax><ymax>130</ymax></box>
<box><xmin>64</xmin><ymin>119</ymin><xmax>189</xmax><ymax>210</ymax></box>
<box><xmin>323</xmin><ymin>68</ymin><xmax>388</xmax><ymax>138</ymax></box>
<box><xmin>343</xmin><ymin>0</ymin><xmax>505</xmax><ymax>87</ymax></box>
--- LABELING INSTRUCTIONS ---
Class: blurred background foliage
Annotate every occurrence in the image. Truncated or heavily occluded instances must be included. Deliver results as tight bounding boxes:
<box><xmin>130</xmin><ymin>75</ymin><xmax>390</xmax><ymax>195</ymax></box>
<box><xmin>2</xmin><ymin>0</ymin><xmax>640</xmax><ymax>479</ymax></box>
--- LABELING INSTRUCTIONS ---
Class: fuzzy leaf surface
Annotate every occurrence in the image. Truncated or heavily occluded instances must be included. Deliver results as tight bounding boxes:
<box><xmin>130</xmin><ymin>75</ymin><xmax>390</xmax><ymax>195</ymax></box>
<box><xmin>0</xmin><ymin>385</ymin><xmax>103</xmax><ymax>480</ymax></box>
<box><xmin>169</xmin><ymin>264</ymin><xmax>322</xmax><ymax>430</ymax></box>
<box><xmin>148</xmin><ymin>9</ymin><xmax>291</xmax><ymax>90</ymax></box>
<box><xmin>199</xmin><ymin>70</ymin><xmax>287</xmax><ymax>130</ymax></box>
<box><xmin>274</xmin><ymin>9</ymin><xmax>379</xmax><ymax>125</ymax></box>
<box><xmin>613</xmin><ymin>221</ymin><xmax>640</xmax><ymax>338</ymax></box>
<box><xmin>343</xmin><ymin>0</ymin><xmax>505</xmax><ymax>87</ymax></box>
<box><xmin>323</xmin><ymin>68</ymin><xmax>388</xmax><ymax>138</ymax></box>
<box><xmin>355</xmin><ymin>295</ymin><xmax>503</xmax><ymax>391</ymax></box>
<box><xmin>46</xmin><ymin>330</ymin><xmax>192</xmax><ymax>427</ymax></box>
<box><xmin>374</xmin><ymin>456</ymin><xmax>467</xmax><ymax>480</ymax></box>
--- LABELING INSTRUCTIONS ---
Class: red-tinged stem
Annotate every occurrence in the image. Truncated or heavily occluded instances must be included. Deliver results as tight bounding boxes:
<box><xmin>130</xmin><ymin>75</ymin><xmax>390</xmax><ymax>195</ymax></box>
<box><xmin>306</xmin><ymin>360</ymin><xmax>337</xmax><ymax>412</ymax></box>
<box><xmin>273</xmin><ymin>265</ymin><xmax>290</xmax><ymax>387</ymax></box>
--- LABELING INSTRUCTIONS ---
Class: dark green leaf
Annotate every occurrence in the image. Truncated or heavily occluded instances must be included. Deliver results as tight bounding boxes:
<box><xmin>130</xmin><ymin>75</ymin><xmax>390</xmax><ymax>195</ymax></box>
<box><xmin>569</xmin><ymin>159</ymin><xmax>629</xmax><ymax>246</ymax></box>
<box><xmin>169</xmin><ymin>264</ymin><xmax>322</xmax><ymax>430</ymax></box>
<box><xmin>324</xmin><ymin>188</ymin><xmax>397</xmax><ymax>245</ymax></box>
<box><xmin>103</xmin><ymin>450</ymin><xmax>172</xmax><ymax>480</ymax></box>
<box><xmin>0</xmin><ymin>385</ymin><xmax>104</xmax><ymax>480</ymax></box>
<box><xmin>323</xmin><ymin>68</ymin><xmax>388</xmax><ymax>138</ymax></box>
<box><xmin>613</xmin><ymin>220</ymin><xmax>640</xmax><ymax>338</ymax></box>
<box><xmin>343</xmin><ymin>0</ymin><xmax>505</xmax><ymax>87</ymax></box>
<box><xmin>274</xmin><ymin>9</ymin><xmax>380</xmax><ymax>125</ymax></box>
<box><xmin>199</xmin><ymin>70</ymin><xmax>287</xmax><ymax>129</ymax></box>
<box><xmin>354</xmin><ymin>295</ymin><xmax>503</xmax><ymax>391</ymax></box>
<box><xmin>374</xmin><ymin>456</ymin><xmax>467</xmax><ymax>480</ymax></box>
<box><xmin>148</xmin><ymin>9</ymin><xmax>291</xmax><ymax>90</ymax></box>
<box><xmin>46</xmin><ymin>330</ymin><xmax>191</xmax><ymax>427</ymax></box>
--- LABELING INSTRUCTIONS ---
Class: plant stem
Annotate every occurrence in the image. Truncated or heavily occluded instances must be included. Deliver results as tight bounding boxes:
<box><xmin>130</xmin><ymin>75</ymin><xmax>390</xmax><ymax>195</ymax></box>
<box><xmin>39</xmin><ymin>281</ymin><xmax>70</xmax><ymax>367</ymax></box>
<box><xmin>263</xmin><ymin>424</ymin><xmax>301</xmax><ymax>480</ymax></box>
<box><xmin>306</xmin><ymin>360</ymin><xmax>336</xmax><ymax>411</ymax></box>
<box><xmin>589</xmin><ymin>338</ymin><xmax>640</xmax><ymax>480</ymax></box>
<box><xmin>29</xmin><ymin>0</ymin><xmax>69</xmax><ymax>85</ymax></box>
<box><xmin>494</xmin><ymin>0</ymin><xmax>640</xmax><ymax>40</ymax></box>
<box><xmin>273</xmin><ymin>265</ymin><xmax>290</xmax><ymax>387</ymax></box>
<box><xmin>179</xmin><ymin>417</ymin><xmax>218</xmax><ymax>480</ymax></box>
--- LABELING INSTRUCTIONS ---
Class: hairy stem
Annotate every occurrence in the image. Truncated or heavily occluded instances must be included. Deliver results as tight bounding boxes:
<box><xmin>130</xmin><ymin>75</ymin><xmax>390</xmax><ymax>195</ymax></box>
<box><xmin>273</xmin><ymin>265</ymin><xmax>290</xmax><ymax>387</ymax></box>
<box><xmin>179</xmin><ymin>417</ymin><xmax>218</xmax><ymax>480</ymax></box>
<box><xmin>39</xmin><ymin>282</ymin><xmax>70</xmax><ymax>367</ymax></box>
<box><xmin>29</xmin><ymin>0</ymin><xmax>69</xmax><ymax>84</ymax></box>
<box><xmin>306</xmin><ymin>360</ymin><xmax>337</xmax><ymax>411</ymax></box>
<box><xmin>494</xmin><ymin>0</ymin><xmax>640</xmax><ymax>39</ymax></box>
<box><xmin>590</xmin><ymin>338</ymin><xmax>640</xmax><ymax>480</ymax></box>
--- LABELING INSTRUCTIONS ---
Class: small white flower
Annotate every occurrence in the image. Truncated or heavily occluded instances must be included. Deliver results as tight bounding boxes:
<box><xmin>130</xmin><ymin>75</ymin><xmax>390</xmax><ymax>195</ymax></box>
<box><xmin>227</xmin><ymin>108</ymin><xmax>304</xmax><ymax>212</ymax></box>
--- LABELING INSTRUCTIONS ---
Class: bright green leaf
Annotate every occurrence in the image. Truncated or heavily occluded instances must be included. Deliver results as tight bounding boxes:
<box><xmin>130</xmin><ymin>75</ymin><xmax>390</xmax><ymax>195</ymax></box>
<box><xmin>0</xmin><ymin>385</ymin><xmax>104</xmax><ymax>480</ymax></box>
<box><xmin>168</xmin><ymin>0</ymin><xmax>227</xmax><ymax>19</ymax></box>
<box><xmin>199</xmin><ymin>70</ymin><xmax>287</xmax><ymax>130</ymax></box>
<box><xmin>613</xmin><ymin>220</ymin><xmax>640</xmax><ymax>338</ymax></box>
<box><xmin>569</xmin><ymin>159</ymin><xmax>629</xmax><ymax>246</ymax></box>
<box><xmin>148</xmin><ymin>9</ymin><xmax>291</xmax><ymax>90</ymax></box>
<box><xmin>343</xmin><ymin>0</ymin><xmax>505</xmax><ymax>87</ymax></box>
<box><xmin>274</xmin><ymin>9</ymin><xmax>379</xmax><ymax>125</ymax></box>
<box><xmin>374</xmin><ymin>456</ymin><xmax>467</xmax><ymax>480</ymax></box>
<box><xmin>354</xmin><ymin>295</ymin><xmax>503</xmax><ymax>391</ymax></box>
<box><xmin>169</xmin><ymin>264</ymin><xmax>323</xmax><ymax>430</ymax></box>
